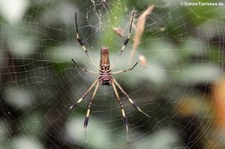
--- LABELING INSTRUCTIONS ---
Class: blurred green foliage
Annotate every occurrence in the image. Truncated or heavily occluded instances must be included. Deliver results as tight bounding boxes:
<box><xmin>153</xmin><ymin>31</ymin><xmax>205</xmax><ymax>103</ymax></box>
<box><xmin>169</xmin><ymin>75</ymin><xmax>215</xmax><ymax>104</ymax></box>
<box><xmin>0</xmin><ymin>0</ymin><xmax>224</xmax><ymax>149</ymax></box>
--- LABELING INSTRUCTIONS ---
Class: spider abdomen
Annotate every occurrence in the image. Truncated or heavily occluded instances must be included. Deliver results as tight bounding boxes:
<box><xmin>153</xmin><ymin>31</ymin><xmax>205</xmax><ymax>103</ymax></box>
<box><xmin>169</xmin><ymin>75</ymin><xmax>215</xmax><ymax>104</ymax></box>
<box><xmin>100</xmin><ymin>48</ymin><xmax>110</xmax><ymax>70</ymax></box>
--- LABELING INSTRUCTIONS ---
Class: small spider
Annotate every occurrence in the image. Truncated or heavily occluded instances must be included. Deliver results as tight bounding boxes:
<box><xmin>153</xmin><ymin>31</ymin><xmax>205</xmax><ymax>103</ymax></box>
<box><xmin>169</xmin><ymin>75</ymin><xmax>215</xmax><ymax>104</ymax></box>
<box><xmin>70</xmin><ymin>12</ymin><xmax>151</xmax><ymax>145</ymax></box>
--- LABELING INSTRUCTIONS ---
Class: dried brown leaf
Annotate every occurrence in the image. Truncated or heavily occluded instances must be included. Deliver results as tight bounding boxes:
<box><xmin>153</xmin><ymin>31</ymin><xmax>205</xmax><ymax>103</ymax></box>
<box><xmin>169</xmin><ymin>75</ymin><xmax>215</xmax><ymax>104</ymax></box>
<box><xmin>113</xmin><ymin>27</ymin><xmax>125</xmax><ymax>37</ymax></box>
<box><xmin>129</xmin><ymin>4</ymin><xmax>155</xmax><ymax>65</ymax></box>
<box><xmin>212</xmin><ymin>77</ymin><xmax>225</xmax><ymax>129</ymax></box>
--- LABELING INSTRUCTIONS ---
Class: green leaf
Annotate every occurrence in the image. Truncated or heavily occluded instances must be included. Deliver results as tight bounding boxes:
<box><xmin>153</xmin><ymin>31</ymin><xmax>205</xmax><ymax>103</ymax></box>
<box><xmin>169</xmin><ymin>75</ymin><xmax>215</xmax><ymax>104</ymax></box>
<box><xmin>175</xmin><ymin>63</ymin><xmax>222</xmax><ymax>84</ymax></box>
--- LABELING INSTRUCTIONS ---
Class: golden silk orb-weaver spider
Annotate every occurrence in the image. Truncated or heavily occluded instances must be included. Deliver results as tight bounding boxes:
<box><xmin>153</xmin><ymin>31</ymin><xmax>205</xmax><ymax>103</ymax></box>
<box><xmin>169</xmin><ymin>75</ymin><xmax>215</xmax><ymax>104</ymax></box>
<box><xmin>70</xmin><ymin>12</ymin><xmax>151</xmax><ymax>145</ymax></box>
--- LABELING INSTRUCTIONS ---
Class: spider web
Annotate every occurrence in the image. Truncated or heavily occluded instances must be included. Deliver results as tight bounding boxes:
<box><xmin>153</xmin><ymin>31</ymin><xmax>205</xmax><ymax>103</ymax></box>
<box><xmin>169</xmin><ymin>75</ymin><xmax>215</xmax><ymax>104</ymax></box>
<box><xmin>0</xmin><ymin>0</ymin><xmax>225</xmax><ymax>149</ymax></box>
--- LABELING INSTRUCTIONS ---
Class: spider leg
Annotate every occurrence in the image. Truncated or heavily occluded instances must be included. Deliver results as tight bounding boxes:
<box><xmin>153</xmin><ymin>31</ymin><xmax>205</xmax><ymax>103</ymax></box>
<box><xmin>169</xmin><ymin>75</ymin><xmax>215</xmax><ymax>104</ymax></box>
<box><xmin>113</xmin><ymin>78</ymin><xmax>151</xmax><ymax>118</ymax></box>
<box><xmin>71</xmin><ymin>58</ymin><xmax>98</xmax><ymax>74</ymax></box>
<box><xmin>69</xmin><ymin>79</ymin><xmax>99</xmax><ymax>110</ymax></box>
<box><xmin>75</xmin><ymin>12</ymin><xmax>99</xmax><ymax>69</ymax></box>
<box><xmin>111</xmin><ymin>62</ymin><xmax>138</xmax><ymax>74</ymax></box>
<box><xmin>111</xmin><ymin>12</ymin><xmax>135</xmax><ymax>70</ymax></box>
<box><xmin>84</xmin><ymin>80</ymin><xmax>100</xmax><ymax>146</ymax></box>
<box><xmin>112</xmin><ymin>80</ymin><xmax>129</xmax><ymax>144</ymax></box>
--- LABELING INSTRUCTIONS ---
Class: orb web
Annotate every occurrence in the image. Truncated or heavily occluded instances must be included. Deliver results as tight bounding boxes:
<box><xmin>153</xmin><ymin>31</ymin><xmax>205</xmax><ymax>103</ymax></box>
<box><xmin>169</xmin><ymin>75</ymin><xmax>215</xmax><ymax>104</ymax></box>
<box><xmin>0</xmin><ymin>0</ymin><xmax>224</xmax><ymax>149</ymax></box>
